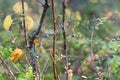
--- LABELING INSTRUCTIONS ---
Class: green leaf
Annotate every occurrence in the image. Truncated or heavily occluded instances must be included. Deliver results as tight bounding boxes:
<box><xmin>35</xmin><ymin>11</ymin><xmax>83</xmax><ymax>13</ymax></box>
<box><xmin>17</xmin><ymin>78</ymin><xmax>25</xmax><ymax>80</ymax></box>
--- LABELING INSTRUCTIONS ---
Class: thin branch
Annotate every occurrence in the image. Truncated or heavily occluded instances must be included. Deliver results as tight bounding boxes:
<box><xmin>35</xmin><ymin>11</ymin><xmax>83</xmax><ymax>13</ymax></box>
<box><xmin>89</xmin><ymin>18</ymin><xmax>98</xmax><ymax>73</ymax></box>
<box><xmin>51</xmin><ymin>0</ymin><xmax>58</xmax><ymax>80</ymax></box>
<box><xmin>29</xmin><ymin>0</ymin><xmax>50</xmax><ymax>77</ymax></box>
<box><xmin>0</xmin><ymin>55</ymin><xmax>16</xmax><ymax>80</ymax></box>
<box><xmin>90</xmin><ymin>27</ymin><xmax>94</xmax><ymax>57</ymax></box>
<box><xmin>61</xmin><ymin>0</ymin><xmax>67</xmax><ymax>63</ymax></box>
<box><xmin>29</xmin><ymin>0</ymin><xmax>50</xmax><ymax>49</ymax></box>
<box><xmin>35</xmin><ymin>58</ymin><xmax>41</xmax><ymax>80</ymax></box>
<box><xmin>37</xmin><ymin>0</ymin><xmax>44</xmax><ymax>6</ymax></box>
<box><xmin>61</xmin><ymin>0</ymin><xmax>69</xmax><ymax>80</ymax></box>
<box><xmin>41</xmin><ymin>56</ymin><xmax>49</xmax><ymax>76</ymax></box>
<box><xmin>21</xmin><ymin>0</ymin><xmax>27</xmax><ymax>45</ymax></box>
<box><xmin>49</xmin><ymin>50</ymin><xmax>60</xmax><ymax>80</ymax></box>
<box><xmin>21</xmin><ymin>0</ymin><xmax>31</xmax><ymax>66</ymax></box>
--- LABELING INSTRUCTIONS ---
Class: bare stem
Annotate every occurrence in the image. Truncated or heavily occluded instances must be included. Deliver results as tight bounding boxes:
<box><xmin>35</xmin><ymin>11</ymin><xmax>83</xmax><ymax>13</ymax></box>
<box><xmin>35</xmin><ymin>58</ymin><xmax>41</xmax><ymax>80</ymax></box>
<box><xmin>90</xmin><ymin>27</ymin><xmax>94</xmax><ymax>56</ymax></box>
<box><xmin>89</xmin><ymin>20</ymin><xmax>97</xmax><ymax>72</ymax></box>
<box><xmin>21</xmin><ymin>0</ymin><xmax>27</xmax><ymax>46</ymax></box>
<box><xmin>51</xmin><ymin>0</ymin><xmax>58</xmax><ymax>80</ymax></box>
<box><xmin>61</xmin><ymin>0</ymin><xmax>69</xmax><ymax>80</ymax></box>
<box><xmin>21</xmin><ymin>0</ymin><xmax>31</xmax><ymax>67</ymax></box>
<box><xmin>37</xmin><ymin>0</ymin><xmax>44</xmax><ymax>6</ymax></box>
<box><xmin>29</xmin><ymin>0</ymin><xmax>50</xmax><ymax>49</ymax></box>
<box><xmin>0</xmin><ymin>55</ymin><xmax>16</xmax><ymax>80</ymax></box>
<box><xmin>29</xmin><ymin>0</ymin><xmax>50</xmax><ymax>77</ymax></box>
<box><xmin>62</xmin><ymin>0</ymin><xmax>67</xmax><ymax>64</ymax></box>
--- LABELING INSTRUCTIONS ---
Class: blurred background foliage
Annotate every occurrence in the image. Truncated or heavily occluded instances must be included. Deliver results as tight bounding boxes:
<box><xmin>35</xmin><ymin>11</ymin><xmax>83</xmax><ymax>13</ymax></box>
<box><xmin>0</xmin><ymin>0</ymin><xmax>120</xmax><ymax>80</ymax></box>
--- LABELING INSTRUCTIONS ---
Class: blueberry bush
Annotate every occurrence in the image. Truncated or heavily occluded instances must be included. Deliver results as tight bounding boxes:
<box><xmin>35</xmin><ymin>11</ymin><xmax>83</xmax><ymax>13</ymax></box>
<box><xmin>0</xmin><ymin>0</ymin><xmax>120</xmax><ymax>80</ymax></box>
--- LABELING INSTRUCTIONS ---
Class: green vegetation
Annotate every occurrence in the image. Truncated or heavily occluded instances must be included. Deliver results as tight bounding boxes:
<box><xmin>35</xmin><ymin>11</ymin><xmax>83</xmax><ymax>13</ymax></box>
<box><xmin>0</xmin><ymin>0</ymin><xmax>120</xmax><ymax>80</ymax></box>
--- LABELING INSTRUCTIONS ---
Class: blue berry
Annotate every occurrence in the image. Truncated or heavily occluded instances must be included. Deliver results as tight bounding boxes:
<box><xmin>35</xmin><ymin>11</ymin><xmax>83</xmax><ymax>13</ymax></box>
<box><xmin>72</xmin><ymin>34</ymin><xmax>75</xmax><ymax>37</ymax></box>
<box><xmin>44</xmin><ymin>34</ymin><xmax>49</xmax><ymax>38</ymax></box>
<box><xmin>97</xmin><ymin>61</ymin><xmax>102</xmax><ymax>66</ymax></box>
<box><xmin>19</xmin><ymin>21</ymin><xmax>22</xmax><ymax>25</ymax></box>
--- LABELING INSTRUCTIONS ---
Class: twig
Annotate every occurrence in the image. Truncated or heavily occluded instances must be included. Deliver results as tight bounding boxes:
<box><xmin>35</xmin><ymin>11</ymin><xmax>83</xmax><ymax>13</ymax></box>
<box><xmin>49</xmin><ymin>50</ymin><xmax>60</xmax><ymax>80</ymax></box>
<box><xmin>89</xmin><ymin>18</ymin><xmax>98</xmax><ymax>72</ymax></box>
<box><xmin>0</xmin><ymin>55</ymin><xmax>16</xmax><ymax>80</ymax></box>
<box><xmin>21</xmin><ymin>0</ymin><xmax>31</xmax><ymax>66</ymax></box>
<box><xmin>35</xmin><ymin>58</ymin><xmax>41</xmax><ymax>80</ymax></box>
<box><xmin>21</xmin><ymin>0</ymin><xmax>27</xmax><ymax>45</ymax></box>
<box><xmin>61</xmin><ymin>0</ymin><xmax>67</xmax><ymax>65</ymax></box>
<box><xmin>29</xmin><ymin>0</ymin><xmax>50</xmax><ymax>77</ymax></box>
<box><xmin>29</xmin><ymin>0</ymin><xmax>50</xmax><ymax>49</ymax></box>
<box><xmin>41</xmin><ymin>56</ymin><xmax>49</xmax><ymax>76</ymax></box>
<box><xmin>51</xmin><ymin>0</ymin><xmax>58</xmax><ymax>80</ymax></box>
<box><xmin>37</xmin><ymin>0</ymin><xmax>44</xmax><ymax>6</ymax></box>
<box><xmin>90</xmin><ymin>27</ymin><xmax>94</xmax><ymax>57</ymax></box>
<box><xmin>61</xmin><ymin>0</ymin><xmax>69</xmax><ymax>79</ymax></box>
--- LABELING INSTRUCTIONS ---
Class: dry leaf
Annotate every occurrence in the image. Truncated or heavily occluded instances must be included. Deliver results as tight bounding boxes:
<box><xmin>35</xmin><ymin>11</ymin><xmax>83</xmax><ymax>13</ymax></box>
<box><xmin>13</xmin><ymin>1</ymin><xmax>28</xmax><ymax>14</ymax></box>
<box><xmin>33</xmin><ymin>39</ymin><xmax>40</xmax><ymax>45</ymax></box>
<box><xmin>66</xmin><ymin>69</ymin><xmax>73</xmax><ymax>79</ymax></box>
<box><xmin>3</xmin><ymin>15</ymin><xmax>13</xmax><ymax>31</ymax></box>
<box><xmin>24</xmin><ymin>15</ymin><xmax>34</xmax><ymax>30</ymax></box>
<box><xmin>10</xmin><ymin>48</ymin><xmax>24</xmax><ymax>62</ymax></box>
<box><xmin>105</xmin><ymin>11</ymin><xmax>113</xmax><ymax>19</ymax></box>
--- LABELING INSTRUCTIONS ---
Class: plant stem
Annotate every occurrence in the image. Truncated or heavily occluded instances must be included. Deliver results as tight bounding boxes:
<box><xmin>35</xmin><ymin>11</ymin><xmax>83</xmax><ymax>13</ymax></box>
<box><xmin>29</xmin><ymin>0</ymin><xmax>50</xmax><ymax>49</ymax></box>
<box><xmin>61</xmin><ymin>0</ymin><xmax>69</xmax><ymax>80</ymax></box>
<box><xmin>21</xmin><ymin>0</ymin><xmax>27</xmax><ymax>46</ymax></box>
<box><xmin>0</xmin><ymin>55</ymin><xmax>16</xmax><ymax>80</ymax></box>
<box><xmin>21</xmin><ymin>0</ymin><xmax>31</xmax><ymax>67</ymax></box>
<box><xmin>90</xmin><ymin>27</ymin><xmax>94</xmax><ymax>57</ymax></box>
<box><xmin>89</xmin><ymin>21</ymin><xmax>97</xmax><ymax>72</ymax></box>
<box><xmin>62</xmin><ymin>0</ymin><xmax>67</xmax><ymax>62</ymax></box>
<box><xmin>51</xmin><ymin>0</ymin><xmax>57</xmax><ymax>80</ymax></box>
<box><xmin>35</xmin><ymin>58</ymin><xmax>41</xmax><ymax>80</ymax></box>
<box><xmin>29</xmin><ymin>0</ymin><xmax>50</xmax><ymax>77</ymax></box>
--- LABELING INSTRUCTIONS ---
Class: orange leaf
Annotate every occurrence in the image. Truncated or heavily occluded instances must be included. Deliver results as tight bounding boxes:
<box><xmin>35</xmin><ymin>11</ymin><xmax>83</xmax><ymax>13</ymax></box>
<box><xmin>105</xmin><ymin>11</ymin><xmax>113</xmax><ymax>19</ymax></box>
<box><xmin>10</xmin><ymin>48</ymin><xmax>24</xmax><ymax>62</ymax></box>
<box><xmin>33</xmin><ymin>39</ymin><xmax>40</xmax><ymax>45</ymax></box>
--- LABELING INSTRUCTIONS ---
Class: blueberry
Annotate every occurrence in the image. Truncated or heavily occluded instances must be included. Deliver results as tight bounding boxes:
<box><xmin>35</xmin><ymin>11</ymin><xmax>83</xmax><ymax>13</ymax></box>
<box><xmin>44</xmin><ymin>34</ymin><xmax>49</xmax><ymax>38</ymax></box>
<box><xmin>19</xmin><ymin>21</ymin><xmax>22</xmax><ymax>25</ymax></box>
<box><xmin>97</xmin><ymin>61</ymin><xmax>102</xmax><ymax>66</ymax></box>
<box><xmin>72</xmin><ymin>34</ymin><xmax>75</xmax><ymax>37</ymax></box>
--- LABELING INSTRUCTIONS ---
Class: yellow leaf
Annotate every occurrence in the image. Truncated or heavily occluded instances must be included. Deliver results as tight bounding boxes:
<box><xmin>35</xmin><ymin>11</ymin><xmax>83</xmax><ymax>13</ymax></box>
<box><xmin>3</xmin><ymin>15</ymin><xmax>13</xmax><ymax>31</ymax></box>
<box><xmin>75</xmin><ymin>12</ymin><xmax>82</xmax><ymax>21</ymax></box>
<box><xmin>10</xmin><ymin>48</ymin><xmax>24</xmax><ymax>62</ymax></box>
<box><xmin>24</xmin><ymin>15</ymin><xmax>34</xmax><ymax>30</ymax></box>
<box><xmin>98</xmin><ymin>49</ymin><xmax>108</xmax><ymax>55</ymax></box>
<box><xmin>13</xmin><ymin>1</ymin><xmax>28</xmax><ymax>14</ymax></box>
